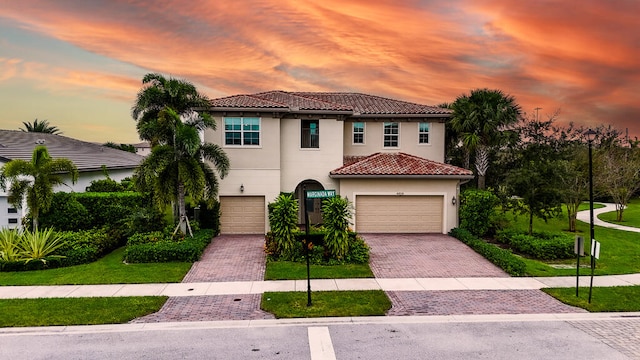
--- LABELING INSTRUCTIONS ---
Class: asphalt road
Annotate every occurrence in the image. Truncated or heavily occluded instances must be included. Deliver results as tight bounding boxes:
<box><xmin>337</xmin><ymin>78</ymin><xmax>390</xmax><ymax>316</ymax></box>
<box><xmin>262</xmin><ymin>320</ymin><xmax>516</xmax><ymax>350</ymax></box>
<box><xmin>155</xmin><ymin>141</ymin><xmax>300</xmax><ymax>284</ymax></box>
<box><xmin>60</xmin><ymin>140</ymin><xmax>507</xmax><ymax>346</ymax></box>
<box><xmin>2</xmin><ymin>314</ymin><xmax>638</xmax><ymax>359</ymax></box>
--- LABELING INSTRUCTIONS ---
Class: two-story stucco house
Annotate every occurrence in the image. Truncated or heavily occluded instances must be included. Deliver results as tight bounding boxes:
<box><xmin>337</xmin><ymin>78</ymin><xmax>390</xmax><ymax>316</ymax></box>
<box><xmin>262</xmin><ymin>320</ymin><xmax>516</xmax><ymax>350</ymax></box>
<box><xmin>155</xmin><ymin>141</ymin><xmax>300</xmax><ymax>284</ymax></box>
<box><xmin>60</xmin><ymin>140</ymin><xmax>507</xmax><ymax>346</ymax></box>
<box><xmin>205</xmin><ymin>91</ymin><xmax>473</xmax><ymax>235</ymax></box>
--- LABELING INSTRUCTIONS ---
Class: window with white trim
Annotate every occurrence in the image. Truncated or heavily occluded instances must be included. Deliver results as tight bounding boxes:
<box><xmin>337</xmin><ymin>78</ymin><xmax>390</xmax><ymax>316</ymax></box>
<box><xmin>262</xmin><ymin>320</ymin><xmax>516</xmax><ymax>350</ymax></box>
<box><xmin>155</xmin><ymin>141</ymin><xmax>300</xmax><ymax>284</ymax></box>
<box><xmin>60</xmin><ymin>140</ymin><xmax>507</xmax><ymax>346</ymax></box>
<box><xmin>419</xmin><ymin>122</ymin><xmax>430</xmax><ymax>144</ymax></box>
<box><xmin>383</xmin><ymin>122</ymin><xmax>399</xmax><ymax>147</ymax></box>
<box><xmin>224</xmin><ymin>117</ymin><xmax>260</xmax><ymax>146</ymax></box>
<box><xmin>301</xmin><ymin>119</ymin><xmax>319</xmax><ymax>148</ymax></box>
<box><xmin>352</xmin><ymin>122</ymin><xmax>365</xmax><ymax>144</ymax></box>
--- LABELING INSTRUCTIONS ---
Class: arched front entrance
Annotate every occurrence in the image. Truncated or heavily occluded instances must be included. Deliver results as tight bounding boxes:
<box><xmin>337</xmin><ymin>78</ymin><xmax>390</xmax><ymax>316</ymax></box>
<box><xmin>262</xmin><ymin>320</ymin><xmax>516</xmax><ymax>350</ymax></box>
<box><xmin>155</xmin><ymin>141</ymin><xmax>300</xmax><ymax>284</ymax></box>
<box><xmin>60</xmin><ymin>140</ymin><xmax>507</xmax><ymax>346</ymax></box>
<box><xmin>294</xmin><ymin>179</ymin><xmax>324</xmax><ymax>228</ymax></box>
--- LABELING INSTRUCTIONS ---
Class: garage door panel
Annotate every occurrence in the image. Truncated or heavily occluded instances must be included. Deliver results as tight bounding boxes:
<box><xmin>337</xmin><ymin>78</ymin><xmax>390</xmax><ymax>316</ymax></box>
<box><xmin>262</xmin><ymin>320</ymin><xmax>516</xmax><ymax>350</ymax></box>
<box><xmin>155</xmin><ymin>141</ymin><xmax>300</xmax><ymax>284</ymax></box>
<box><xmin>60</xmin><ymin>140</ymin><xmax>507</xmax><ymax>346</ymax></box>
<box><xmin>356</xmin><ymin>195</ymin><xmax>443</xmax><ymax>233</ymax></box>
<box><xmin>220</xmin><ymin>196</ymin><xmax>265</xmax><ymax>234</ymax></box>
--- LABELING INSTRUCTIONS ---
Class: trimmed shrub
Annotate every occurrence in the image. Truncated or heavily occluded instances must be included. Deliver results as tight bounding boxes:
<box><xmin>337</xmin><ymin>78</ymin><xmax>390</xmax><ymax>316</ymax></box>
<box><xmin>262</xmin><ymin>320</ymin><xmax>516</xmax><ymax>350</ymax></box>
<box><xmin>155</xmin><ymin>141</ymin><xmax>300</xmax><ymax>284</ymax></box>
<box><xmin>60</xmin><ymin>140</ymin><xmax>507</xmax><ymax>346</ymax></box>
<box><xmin>75</xmin><ymin>192</ymin><xmax>146</xmax><ymax>228</ymax></box>
<box><xmin>449</xmin><ymin>227</ymin><xmax>526</xmax><ymax>276</ymax></box>
<box><xmin>124</xmin><ymin>229</ymin><xmax>214</xmax><ymax>263</ymax></box>
<box><xmin>39</xmin><ymin>192</ymin><xmax>91</xmax><ymax>231</ymax></box>
<box><xmin>496</xmin><ymin>229</ymin><xmax>574</xmax><ymax>260</ymax></box>
<box><xmin>459</xmin><ymin>189</ymin><xmax>500</xmax><ymax>237</ymax></box>
<box><xmin>86</xmin><ymin>179</ymin><xmax>125</xmax><ymax>192</ymax></box>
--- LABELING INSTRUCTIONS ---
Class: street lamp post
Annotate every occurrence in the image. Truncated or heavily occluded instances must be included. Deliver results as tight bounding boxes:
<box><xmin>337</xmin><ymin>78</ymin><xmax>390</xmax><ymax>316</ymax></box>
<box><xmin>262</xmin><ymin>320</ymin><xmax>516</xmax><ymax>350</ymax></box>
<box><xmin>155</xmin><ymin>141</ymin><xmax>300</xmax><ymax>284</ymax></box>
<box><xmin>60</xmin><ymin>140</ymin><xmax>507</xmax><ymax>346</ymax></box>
<box><xmin>585</xmin><ymin>129</ymin><xmax>596</xmax><ymax>303</ymax></box>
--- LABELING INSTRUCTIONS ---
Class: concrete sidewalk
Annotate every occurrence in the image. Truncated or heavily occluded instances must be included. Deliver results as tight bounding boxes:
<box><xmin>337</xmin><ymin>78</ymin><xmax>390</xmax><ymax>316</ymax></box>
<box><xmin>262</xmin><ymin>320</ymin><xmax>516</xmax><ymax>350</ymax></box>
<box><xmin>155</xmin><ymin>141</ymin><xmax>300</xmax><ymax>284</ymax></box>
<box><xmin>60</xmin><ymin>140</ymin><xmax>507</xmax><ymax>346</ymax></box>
<box><xmin>2</xmin><ymin>274</ymin><xmax>640</xmax><ymax>299</ymax></box>
<box><xmin>576</xmin><ymin>202</ymin><xmax>640</xmax><ymax>233</ymax></box>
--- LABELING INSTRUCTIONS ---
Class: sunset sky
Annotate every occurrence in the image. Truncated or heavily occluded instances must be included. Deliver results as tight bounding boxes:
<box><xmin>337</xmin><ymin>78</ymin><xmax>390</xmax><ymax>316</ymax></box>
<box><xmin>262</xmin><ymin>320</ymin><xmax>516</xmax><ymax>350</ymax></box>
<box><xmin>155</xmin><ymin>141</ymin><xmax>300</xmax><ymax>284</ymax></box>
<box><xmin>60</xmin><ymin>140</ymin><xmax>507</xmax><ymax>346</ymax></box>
<box><xmin>1</xmin><ymin>0</ymin><xmax>638</xmax><ymax>144</ymax></box>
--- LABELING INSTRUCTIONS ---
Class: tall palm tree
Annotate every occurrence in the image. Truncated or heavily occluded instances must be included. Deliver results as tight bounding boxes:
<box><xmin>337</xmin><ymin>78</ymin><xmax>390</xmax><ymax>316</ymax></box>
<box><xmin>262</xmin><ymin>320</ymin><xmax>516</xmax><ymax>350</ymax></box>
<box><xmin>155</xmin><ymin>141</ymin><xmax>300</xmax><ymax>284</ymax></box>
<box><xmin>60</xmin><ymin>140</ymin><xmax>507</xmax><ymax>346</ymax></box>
<box><xmin>131</xmin><ymin>74</ymin><xmax>229</xmax><ymax>234</ymax></box>
<box><xmin>450</xmin><ymin>88</ymin><xmax>522</xmax><ymax>189</ymax></box>
<box><xmin>0</xmin><ymin>145</ymin><xmax>78</xmax><ymax>230</ymax></box>
<box><xmin>20</xmin><ymin>119</ymin><xmax>61</xmax><ymax>134</ymax></box>
<box><xmin>132</xmin><ymin>73</ymin><xmax>212</xmax><ymax>147</ymax></box>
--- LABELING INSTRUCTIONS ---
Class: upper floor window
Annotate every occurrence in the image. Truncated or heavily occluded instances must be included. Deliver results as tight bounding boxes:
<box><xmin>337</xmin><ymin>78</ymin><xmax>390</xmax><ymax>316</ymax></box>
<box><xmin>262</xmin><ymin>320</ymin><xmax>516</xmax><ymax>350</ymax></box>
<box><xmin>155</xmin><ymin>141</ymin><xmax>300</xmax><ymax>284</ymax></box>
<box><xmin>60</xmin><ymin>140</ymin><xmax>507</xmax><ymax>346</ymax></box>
<box><xmin>383</xmin><ymin>122</ymin><xmax>399</xmax><ymax>147</ymax></box>
<box><xmin>352</xmin><ymin>122</ymin><xmax>365</xmax><ymax>144</ymax></box>
<box><xmin>7</xmin><ymin>208</ymin><xmax>17</xmax><ymax>214</ymax></box>
<box><xmin>301</xmin><ymin>120</ymin><xmax>319</xmax><ymax>148</ymax></box>
<box><xmin>224</xmin><ymin>117</ymin><xmax>260</xmax><ymax>146</ymax></box>
<box><xmin>419</xmin><ymin>122</ymin><xmax>430</xmax><ymax>144</ymax></box>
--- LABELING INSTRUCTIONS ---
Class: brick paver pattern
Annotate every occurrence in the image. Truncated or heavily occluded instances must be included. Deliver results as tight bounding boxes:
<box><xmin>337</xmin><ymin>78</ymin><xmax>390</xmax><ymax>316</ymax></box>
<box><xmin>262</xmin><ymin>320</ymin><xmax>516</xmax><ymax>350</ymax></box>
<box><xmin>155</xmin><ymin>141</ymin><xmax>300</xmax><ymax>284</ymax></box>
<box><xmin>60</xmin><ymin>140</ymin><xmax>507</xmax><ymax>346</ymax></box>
<box><xmin>569</xmin><ymin>319</ymin><xmax>640</xmax><ymax>359</ymax></box>
<box><xmin>134</xmin><ymin>234</ymin><xmax>269</xmax><ymax>323</ymax></box>
<box><xmin>386</xmin><ymin>290</ymin><xmax>586</xmax><ymax>316</ymax></box>
<box><xmin>182</xmin><ymin>234</ymin><xmax>267</xmax><ymax>282</ymax></box>
<box><xmin>132</xmin><ymin>295</ymin><xmax>275</xmax><ymax>323</ymax></box>
<box><xmin>364</xmin><ymin>234</ymin><xmax>508</xmax><ymax>278</ymax></box>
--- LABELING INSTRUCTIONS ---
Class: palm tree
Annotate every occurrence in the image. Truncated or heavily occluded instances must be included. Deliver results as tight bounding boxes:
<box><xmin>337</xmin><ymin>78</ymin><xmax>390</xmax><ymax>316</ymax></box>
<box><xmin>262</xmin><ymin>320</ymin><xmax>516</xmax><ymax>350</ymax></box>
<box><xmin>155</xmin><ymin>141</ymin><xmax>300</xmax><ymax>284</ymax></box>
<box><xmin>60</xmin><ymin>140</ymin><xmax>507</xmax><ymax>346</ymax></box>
<box><xmin>450</xmin><ymin>88</ymin><xmax>522</xmax><ymax>189</ymax></box>
<box><xmin>20</xmin><ymin>119</ymin><xmax>61</xmax><ymax>134</ymax></box>
<box><xmin>132</xmin><ymin>74</ymin><xmax>229</xmax><ymax>234</ymax></box>
<box><xmin>0</xmin><ymin>145</ymin><xmax>78</xmax><ymax>230</ymax></box>
<box><xmin>132</xmin><ymin>73</ymin><xmax>212</xmax><ymax>147</ymax></box>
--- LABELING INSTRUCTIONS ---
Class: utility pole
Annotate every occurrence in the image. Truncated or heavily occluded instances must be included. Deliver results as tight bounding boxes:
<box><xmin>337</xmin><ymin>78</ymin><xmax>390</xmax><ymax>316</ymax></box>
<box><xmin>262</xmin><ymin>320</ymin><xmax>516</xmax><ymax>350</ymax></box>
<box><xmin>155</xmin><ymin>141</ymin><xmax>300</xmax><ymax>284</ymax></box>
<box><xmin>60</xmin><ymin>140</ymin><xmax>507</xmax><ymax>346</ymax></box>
<box><xmin>534</xmin><ymin>107</ymin><xmax>542</xmax><ymax>121</ymax></box>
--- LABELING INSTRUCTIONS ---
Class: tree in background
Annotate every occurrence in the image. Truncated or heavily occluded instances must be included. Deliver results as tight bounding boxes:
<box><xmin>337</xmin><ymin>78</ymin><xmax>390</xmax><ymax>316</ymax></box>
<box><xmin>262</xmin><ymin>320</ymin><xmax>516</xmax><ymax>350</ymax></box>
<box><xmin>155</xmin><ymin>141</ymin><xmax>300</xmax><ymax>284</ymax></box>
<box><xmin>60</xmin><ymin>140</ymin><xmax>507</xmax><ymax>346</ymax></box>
<box><xmin>132</xmin><ymin>74</ymin><xmax>229</xmax><ymax>234</ymax></box>
<box><xmin>593</xmin><ymin>128</ymin><xmax>640</xmax><ymax>221</ymax></box>
<box><xmin>0</xmin><ymin>145</ymin><xmax>78</xmax><ymax>230</ymax></box>
<box><xmin>20</xmin><ymin>119</ymin><xmax>61</xmax><ymax>134</ymax></box>
<box><xmin>103</xmin><ymin>142</ymin><xmax>135</xmax><ymax>153</ymax></box>
<box><xmin>449</xmin><ymin>88</ymin><xmax>521</xmax><ymax>189</ymax></box>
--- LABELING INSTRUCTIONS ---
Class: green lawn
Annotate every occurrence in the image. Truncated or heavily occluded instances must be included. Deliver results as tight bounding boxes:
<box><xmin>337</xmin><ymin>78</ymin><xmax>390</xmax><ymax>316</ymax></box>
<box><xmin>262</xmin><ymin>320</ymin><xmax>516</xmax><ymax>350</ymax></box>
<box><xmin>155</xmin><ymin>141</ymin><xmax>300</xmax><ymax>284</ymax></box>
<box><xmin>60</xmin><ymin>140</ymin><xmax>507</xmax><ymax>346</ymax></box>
<box><xmin>504</xmin><ymin>203</ymin><xmax>640</xmax><ymax>277</ymax></box>
<box><xmin>0</xmin><ymin>247</ymin><xmax>192</xmax><ymax>285</ymax></box>
<box><xmin>598</xmin><ymin>199</ymin><xmax>640</xmax><ymax>228</ymax></box>
<box><xmin>0</xmin><ymin>296</ymin><xmax>167</xmax><ymax>327</ymax></box>
<box><xmin>265</xmin><ymin>261</ymin><xmax>373</xmax><ymax>280</ymax></box>
<box><xmin>543</xmin><ymin>286</ymin><xmax>640</xmax><ymax>312</ymax></box>
<box><xmin>261</xmin><ymin>290</ymin><xmax>391</xmax><ymax>318</ymax></box>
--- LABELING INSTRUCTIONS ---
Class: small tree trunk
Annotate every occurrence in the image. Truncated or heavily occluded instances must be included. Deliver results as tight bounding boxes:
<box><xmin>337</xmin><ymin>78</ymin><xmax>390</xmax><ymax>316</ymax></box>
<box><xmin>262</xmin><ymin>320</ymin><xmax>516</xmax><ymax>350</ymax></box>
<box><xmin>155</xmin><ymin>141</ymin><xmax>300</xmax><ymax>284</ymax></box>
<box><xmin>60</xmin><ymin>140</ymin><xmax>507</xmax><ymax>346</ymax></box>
<box><xmin>177</xmin><ymin>182</ymin><xmax>188</xmax><ymax>234</ymax></box>
<box><xmin>529</xmin><ymin>210</ymin><xmax>534</xmax><ymax>235</ymax></box>
<box><xmin>475</xmin><ymin>145</ymin><xmax>489</xmax><ymax>190</ymax></box>
<box><xmin>566</xmin><ymin>202</ymin><xmax>577</xmax><ymax>232</ymax></box>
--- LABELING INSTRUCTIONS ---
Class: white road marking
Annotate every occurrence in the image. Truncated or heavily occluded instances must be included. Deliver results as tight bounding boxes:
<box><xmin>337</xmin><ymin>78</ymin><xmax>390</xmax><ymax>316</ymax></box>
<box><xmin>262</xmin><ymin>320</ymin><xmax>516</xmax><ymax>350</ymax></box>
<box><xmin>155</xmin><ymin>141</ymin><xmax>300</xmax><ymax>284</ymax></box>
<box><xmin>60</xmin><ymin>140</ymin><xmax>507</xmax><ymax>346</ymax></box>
<box><xmin>308</xmin><ymin>326</ymin><xmax>337</xmax><ymax>360</ymax></box>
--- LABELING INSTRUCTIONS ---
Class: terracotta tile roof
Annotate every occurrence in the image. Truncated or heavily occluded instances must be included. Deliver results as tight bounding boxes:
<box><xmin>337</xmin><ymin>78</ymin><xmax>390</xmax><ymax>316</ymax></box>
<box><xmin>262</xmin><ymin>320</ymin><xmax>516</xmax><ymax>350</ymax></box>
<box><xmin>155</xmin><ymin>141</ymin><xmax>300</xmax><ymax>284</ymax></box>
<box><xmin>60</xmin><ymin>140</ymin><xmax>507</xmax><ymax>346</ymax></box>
<box><xmin>209</xmin><ymin>91</ymin><xmax>450</xmax><ymax>117</ymax></box>
<box><xmin>330</xmin><ymin>152</ymin><xmax>474</xmax><ymax>178</ymax></box>
<box><xmin>0</xmin><ymin>130</ymin><xmax>144</xmax><ymax>171</ymax></box>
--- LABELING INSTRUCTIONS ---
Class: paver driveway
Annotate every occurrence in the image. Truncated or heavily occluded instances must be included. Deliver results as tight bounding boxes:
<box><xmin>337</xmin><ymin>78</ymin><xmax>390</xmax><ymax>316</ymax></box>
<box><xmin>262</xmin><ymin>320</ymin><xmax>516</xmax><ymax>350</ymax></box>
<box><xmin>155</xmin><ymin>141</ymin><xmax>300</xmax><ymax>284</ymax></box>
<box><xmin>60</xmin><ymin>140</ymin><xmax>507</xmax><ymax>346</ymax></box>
<box><xmin>364</xmin><ymin>233</ymin><xmax>508</xmax><ymax>278</ymax></box>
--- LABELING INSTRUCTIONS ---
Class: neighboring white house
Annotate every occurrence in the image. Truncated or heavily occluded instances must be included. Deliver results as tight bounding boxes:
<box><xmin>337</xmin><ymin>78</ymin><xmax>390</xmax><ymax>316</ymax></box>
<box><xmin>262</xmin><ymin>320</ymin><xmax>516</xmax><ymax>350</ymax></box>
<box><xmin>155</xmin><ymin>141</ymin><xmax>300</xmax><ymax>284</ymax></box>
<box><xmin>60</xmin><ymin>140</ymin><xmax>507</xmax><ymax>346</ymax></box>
<box><xmin>0</xmin><ymin>130</ymin><xmax>145</xmax><ymax>229</ymax></box>
<box><xmin>205</xmin><ymin>91</ymin><xmax>474</xmax><ymax>235</ymax></box>
<box><xmin>132</xmin><ymin>141</ymin><xmax>152</xmax><ymax>157</ymax></box>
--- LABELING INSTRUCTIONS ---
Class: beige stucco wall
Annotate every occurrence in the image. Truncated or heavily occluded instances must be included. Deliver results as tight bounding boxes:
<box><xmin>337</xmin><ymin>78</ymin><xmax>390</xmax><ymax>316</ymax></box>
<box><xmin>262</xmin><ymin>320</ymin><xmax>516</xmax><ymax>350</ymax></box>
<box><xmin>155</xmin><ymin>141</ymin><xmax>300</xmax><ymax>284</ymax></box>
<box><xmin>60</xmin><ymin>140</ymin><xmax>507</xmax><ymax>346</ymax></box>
<box><xmin>280</xmin><ymin>118</ymin><xmax>343</xmax><ymax>192</ymax></box>
<box><xmin>205</xmin><ymin>116</ymin><xmax>283</xmax><ymax>233</ymax></box>
<box><xmin>337</xmin><ymin>177</ymin><xmax>461</xmax><ymax>233</ymax></box>
<box><xmin>343</xmin><ymin>121</ymin><xmax>446</xmax><ymax>162</ymax></box>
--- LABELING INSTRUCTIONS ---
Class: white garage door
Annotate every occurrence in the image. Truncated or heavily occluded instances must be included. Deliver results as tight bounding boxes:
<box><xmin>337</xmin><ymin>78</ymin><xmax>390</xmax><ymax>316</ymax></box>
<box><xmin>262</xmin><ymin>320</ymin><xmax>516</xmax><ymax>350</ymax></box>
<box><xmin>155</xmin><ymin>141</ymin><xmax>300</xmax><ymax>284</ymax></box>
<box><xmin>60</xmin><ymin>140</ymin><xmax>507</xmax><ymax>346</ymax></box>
<box><xmin>219</xmin><ymin>196</ymin><xmax>265</xmax><ymax>234</ymax></box>
<box><xmin>356</xmin><ymin>195</ymin><xmax>443</xmax><ymax>233</ymax></box>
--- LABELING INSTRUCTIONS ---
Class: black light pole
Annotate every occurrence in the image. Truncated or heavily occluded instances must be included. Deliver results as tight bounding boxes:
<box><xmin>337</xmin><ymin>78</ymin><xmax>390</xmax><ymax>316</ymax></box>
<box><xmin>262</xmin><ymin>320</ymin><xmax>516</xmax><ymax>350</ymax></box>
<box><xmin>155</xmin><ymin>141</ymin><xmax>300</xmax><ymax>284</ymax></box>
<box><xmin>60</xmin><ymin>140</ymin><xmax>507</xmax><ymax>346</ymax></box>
<box><xmin>586</xmin><ymin>129</ymin><xmax>596</xmax><ymax>303</ymax></box>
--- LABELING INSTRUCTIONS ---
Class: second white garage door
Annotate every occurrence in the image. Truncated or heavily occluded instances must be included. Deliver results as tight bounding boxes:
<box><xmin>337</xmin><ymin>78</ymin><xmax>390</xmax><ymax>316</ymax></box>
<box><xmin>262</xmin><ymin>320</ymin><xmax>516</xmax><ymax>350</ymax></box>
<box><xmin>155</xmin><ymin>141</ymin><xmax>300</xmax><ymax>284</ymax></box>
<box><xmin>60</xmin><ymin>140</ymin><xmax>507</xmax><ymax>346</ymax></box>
<box><xmin>356</xmin><ymin>195</ymin><xmax>443</xmax><ymax>233</ymax></box>
<box><xmin>219</xmin><ymin>196</ymin><xmax>265</xmax><ymax>234</ymax></box>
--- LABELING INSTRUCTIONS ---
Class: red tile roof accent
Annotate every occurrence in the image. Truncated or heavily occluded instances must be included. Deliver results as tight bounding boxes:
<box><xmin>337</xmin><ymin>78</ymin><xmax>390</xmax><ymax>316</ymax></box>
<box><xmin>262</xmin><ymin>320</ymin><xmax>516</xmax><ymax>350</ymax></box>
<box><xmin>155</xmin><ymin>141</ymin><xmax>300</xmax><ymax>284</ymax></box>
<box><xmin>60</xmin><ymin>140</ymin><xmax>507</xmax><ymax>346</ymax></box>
<box><xmin>209</xmin><ymin>91</ymin><xmax>451</xmax><ymax>116</ymax></box>
<box><xmin>330</xmin><ymin>153</ymin><xmax>474</xmax><ymax>177</ymax></box>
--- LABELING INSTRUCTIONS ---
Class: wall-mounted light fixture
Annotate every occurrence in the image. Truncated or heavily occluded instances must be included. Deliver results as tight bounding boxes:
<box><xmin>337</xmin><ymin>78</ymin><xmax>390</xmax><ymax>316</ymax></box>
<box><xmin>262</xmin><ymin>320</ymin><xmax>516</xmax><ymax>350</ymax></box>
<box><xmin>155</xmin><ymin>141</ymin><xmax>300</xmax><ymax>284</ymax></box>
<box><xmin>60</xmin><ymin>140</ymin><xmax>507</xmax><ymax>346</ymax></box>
<box><xmin>452</xmin><ymin>196</ymin><xmax>456</xmax><ymax>205</ymax></box>
<box><xmin>240</xmin><ymin>184</ymin><xmax>244</xmax><ymax>192</ymax></box>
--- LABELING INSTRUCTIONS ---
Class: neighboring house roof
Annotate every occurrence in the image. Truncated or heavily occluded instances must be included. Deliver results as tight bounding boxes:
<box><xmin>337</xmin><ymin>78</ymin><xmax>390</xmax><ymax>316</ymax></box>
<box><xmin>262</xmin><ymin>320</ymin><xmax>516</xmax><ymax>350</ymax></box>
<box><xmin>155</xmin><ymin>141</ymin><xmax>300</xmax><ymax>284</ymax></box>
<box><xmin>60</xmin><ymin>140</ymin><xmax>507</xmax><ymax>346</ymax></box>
<box><xmin>209</xmin><ymin>91</ymin><xmax>451</xmax><ymax>118</ymax></box>
<box><xmin>0</xmin><ymin>130</ymin><xmax>144</xmax><ymax>171</ymax></box>
<box><xmin>132</xmin><ymin>141</ymin><xmax>150</xmax><ymax>149</ymax></box>
<box><xmin>330</xmin><ymin>152</ymin><xmax>474</xmax><ymax>179</ymax></box>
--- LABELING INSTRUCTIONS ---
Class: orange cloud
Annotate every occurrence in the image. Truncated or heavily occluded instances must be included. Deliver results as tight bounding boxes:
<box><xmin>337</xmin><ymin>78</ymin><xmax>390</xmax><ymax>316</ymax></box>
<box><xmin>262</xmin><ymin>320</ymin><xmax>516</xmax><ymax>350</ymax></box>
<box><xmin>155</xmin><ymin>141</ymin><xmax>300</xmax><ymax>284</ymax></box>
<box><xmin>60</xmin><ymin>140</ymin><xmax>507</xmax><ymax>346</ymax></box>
<box><xmin>0</xmin><ymin>0</ymin><xmax>638</xmax><ymax>139</ymax></box>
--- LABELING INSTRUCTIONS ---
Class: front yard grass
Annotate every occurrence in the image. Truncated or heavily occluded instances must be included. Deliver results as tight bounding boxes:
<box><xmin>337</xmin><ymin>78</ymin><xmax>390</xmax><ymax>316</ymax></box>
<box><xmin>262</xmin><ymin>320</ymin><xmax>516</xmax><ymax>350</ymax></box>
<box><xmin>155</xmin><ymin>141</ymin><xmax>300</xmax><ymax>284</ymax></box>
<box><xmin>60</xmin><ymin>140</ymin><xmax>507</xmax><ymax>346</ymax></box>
<box><xmin>503</xmin><ymin>203</ymin><xmax>640</xmax><ymax>276</ymax></box>
<box><xmin>543</xmin><ymin>286</ymin><xmax>640</xmax><ymax>312</ymax></box>
<box><xmin>0</xmin><ymin>247</ymin><xmax>192</xmax><ymax>285</ymax></box>
<box><xmin>261</xmin><ymin>290</ymin><xmax>391</xmax><ymax>318</ymax></box>
<box><xmin>264</xmin><ymin>261</ymin><xmax>373</xmax><ymax>280</ymax></box>
<box><xmin>0</xmin><ymin>296</ymin><xmax>167</xmax><ymax>327</ymax></box>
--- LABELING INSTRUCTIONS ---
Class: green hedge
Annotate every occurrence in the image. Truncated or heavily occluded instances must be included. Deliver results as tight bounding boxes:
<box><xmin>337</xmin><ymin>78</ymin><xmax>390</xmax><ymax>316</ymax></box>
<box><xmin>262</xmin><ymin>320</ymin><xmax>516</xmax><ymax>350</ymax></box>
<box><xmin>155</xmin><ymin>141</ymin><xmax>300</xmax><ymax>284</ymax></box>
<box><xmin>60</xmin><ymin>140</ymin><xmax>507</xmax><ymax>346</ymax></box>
<box><xmin>124</xmin><ymin>229</ymin><xmax>214</xmax><ymax>263</ymax></box>
<box><xmin>449</xmin><ymin>227</ymin><xmax>526</xmax><ymax>276</ymax></box>
<box><xmin>75</xmin><ymin>192</ymin><xmax>146</xmax><ymax>228</ymax></box>
<box><xmin>496</xmin><ymin>229</ymin><xmax>574</xmax><ymax>260</ymax></box>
